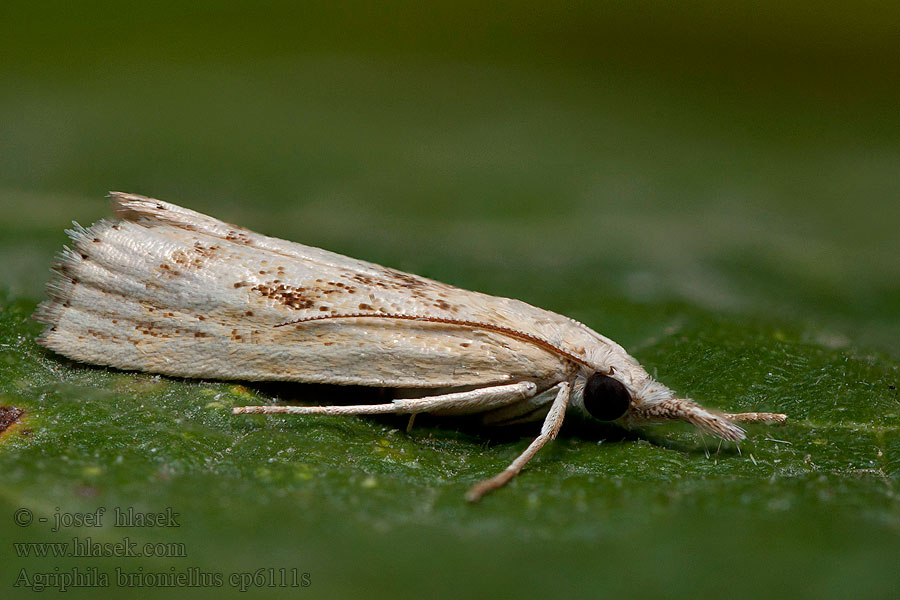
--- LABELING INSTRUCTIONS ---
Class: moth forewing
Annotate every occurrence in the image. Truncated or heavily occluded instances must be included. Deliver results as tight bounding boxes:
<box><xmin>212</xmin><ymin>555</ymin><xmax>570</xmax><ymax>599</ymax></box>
<box><xmin>35</xmin><ymin>192</ymin><xmax>787</xmax><ymax>501</ymax></box>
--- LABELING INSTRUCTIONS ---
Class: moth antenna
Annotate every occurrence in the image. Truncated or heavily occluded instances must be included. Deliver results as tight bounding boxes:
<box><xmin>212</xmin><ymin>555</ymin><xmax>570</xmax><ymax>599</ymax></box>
<box><xmin>722</xmin><ymin>411</ymin><xmax>787</xmax><ymax>423</ymax></box>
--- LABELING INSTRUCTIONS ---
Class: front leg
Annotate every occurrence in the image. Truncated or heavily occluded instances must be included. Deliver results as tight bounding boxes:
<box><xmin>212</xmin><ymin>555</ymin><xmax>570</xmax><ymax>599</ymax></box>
<box><xmin>466</xmin><ymin>381</ymin><xmax>571</xmax><ymax>502</ymax></box>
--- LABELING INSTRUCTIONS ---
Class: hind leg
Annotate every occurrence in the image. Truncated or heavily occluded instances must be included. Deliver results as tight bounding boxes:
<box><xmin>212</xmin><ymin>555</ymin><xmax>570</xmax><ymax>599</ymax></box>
<box><xmin>232</xmin><ymin>381</ymin><xmax>538</xmax><ymax>416</ymax></box>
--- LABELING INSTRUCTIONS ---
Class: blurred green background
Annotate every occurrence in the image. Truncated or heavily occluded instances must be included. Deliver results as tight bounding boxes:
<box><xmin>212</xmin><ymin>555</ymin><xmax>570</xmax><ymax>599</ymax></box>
<box><xmin>1</xmin><ymin>2</ymin><xmax>898</xmax><ymax>599</ymax></box>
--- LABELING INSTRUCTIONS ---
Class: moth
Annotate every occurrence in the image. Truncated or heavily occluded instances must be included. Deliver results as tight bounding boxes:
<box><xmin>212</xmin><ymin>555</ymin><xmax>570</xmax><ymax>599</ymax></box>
<box><xmin>35</xmin><ymin>192</ymin><xmax>786</xmax><ymax>501</ymax></box>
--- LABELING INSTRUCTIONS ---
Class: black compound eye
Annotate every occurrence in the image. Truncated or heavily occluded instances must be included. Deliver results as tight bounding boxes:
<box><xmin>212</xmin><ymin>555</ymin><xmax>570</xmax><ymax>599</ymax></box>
<box><xmin>583</xmin><ymin>372</ymin><xmax>632</xmax><ymax>421</ymax></box>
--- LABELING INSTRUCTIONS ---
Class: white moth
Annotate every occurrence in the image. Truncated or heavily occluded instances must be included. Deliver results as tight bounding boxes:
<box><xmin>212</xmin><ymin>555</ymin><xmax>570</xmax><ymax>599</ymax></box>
<box><xmin>35</xmin><ymin>192</ymin><xmax>786</xmax><ymax>501</ymax></box>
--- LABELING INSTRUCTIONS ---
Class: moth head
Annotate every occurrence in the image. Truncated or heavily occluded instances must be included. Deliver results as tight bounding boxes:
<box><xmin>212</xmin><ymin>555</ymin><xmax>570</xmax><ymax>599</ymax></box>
<box><xmin>577</xmin><ymin>370</ymin><xmax>746</xmax><ymax>442</ymax></box>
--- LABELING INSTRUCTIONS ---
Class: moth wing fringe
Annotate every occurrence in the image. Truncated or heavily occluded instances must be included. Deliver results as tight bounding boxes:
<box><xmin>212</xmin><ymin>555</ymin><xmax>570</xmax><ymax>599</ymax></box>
<box><xmin>34</xmin><ymin>218</ymin><xmax>118</xmax><ymax>332</ymax></box>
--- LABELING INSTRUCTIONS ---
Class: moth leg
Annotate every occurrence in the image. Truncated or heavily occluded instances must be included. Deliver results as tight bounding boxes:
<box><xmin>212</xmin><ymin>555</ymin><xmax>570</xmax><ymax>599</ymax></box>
<box><xmin>231</xmin><ymin>381</ymin><xmax>538</xmax><ymax>417</ymax></box>
<box><xmin>465</xmin><ymin>381</ymin><xmax>570</xmax><ymax>503</ymax></box>
<box><xmin>479</xmin><ymin>385</ymin><xmax>561</xmax><ymax>426</ymax></box>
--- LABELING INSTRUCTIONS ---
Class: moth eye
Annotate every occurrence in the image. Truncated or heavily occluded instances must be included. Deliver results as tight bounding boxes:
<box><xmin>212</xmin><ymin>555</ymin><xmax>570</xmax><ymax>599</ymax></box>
<box><xmin>583</xmin><ymin>372</ymin><xmax>631</xmax><ymax>421</ymax></box>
